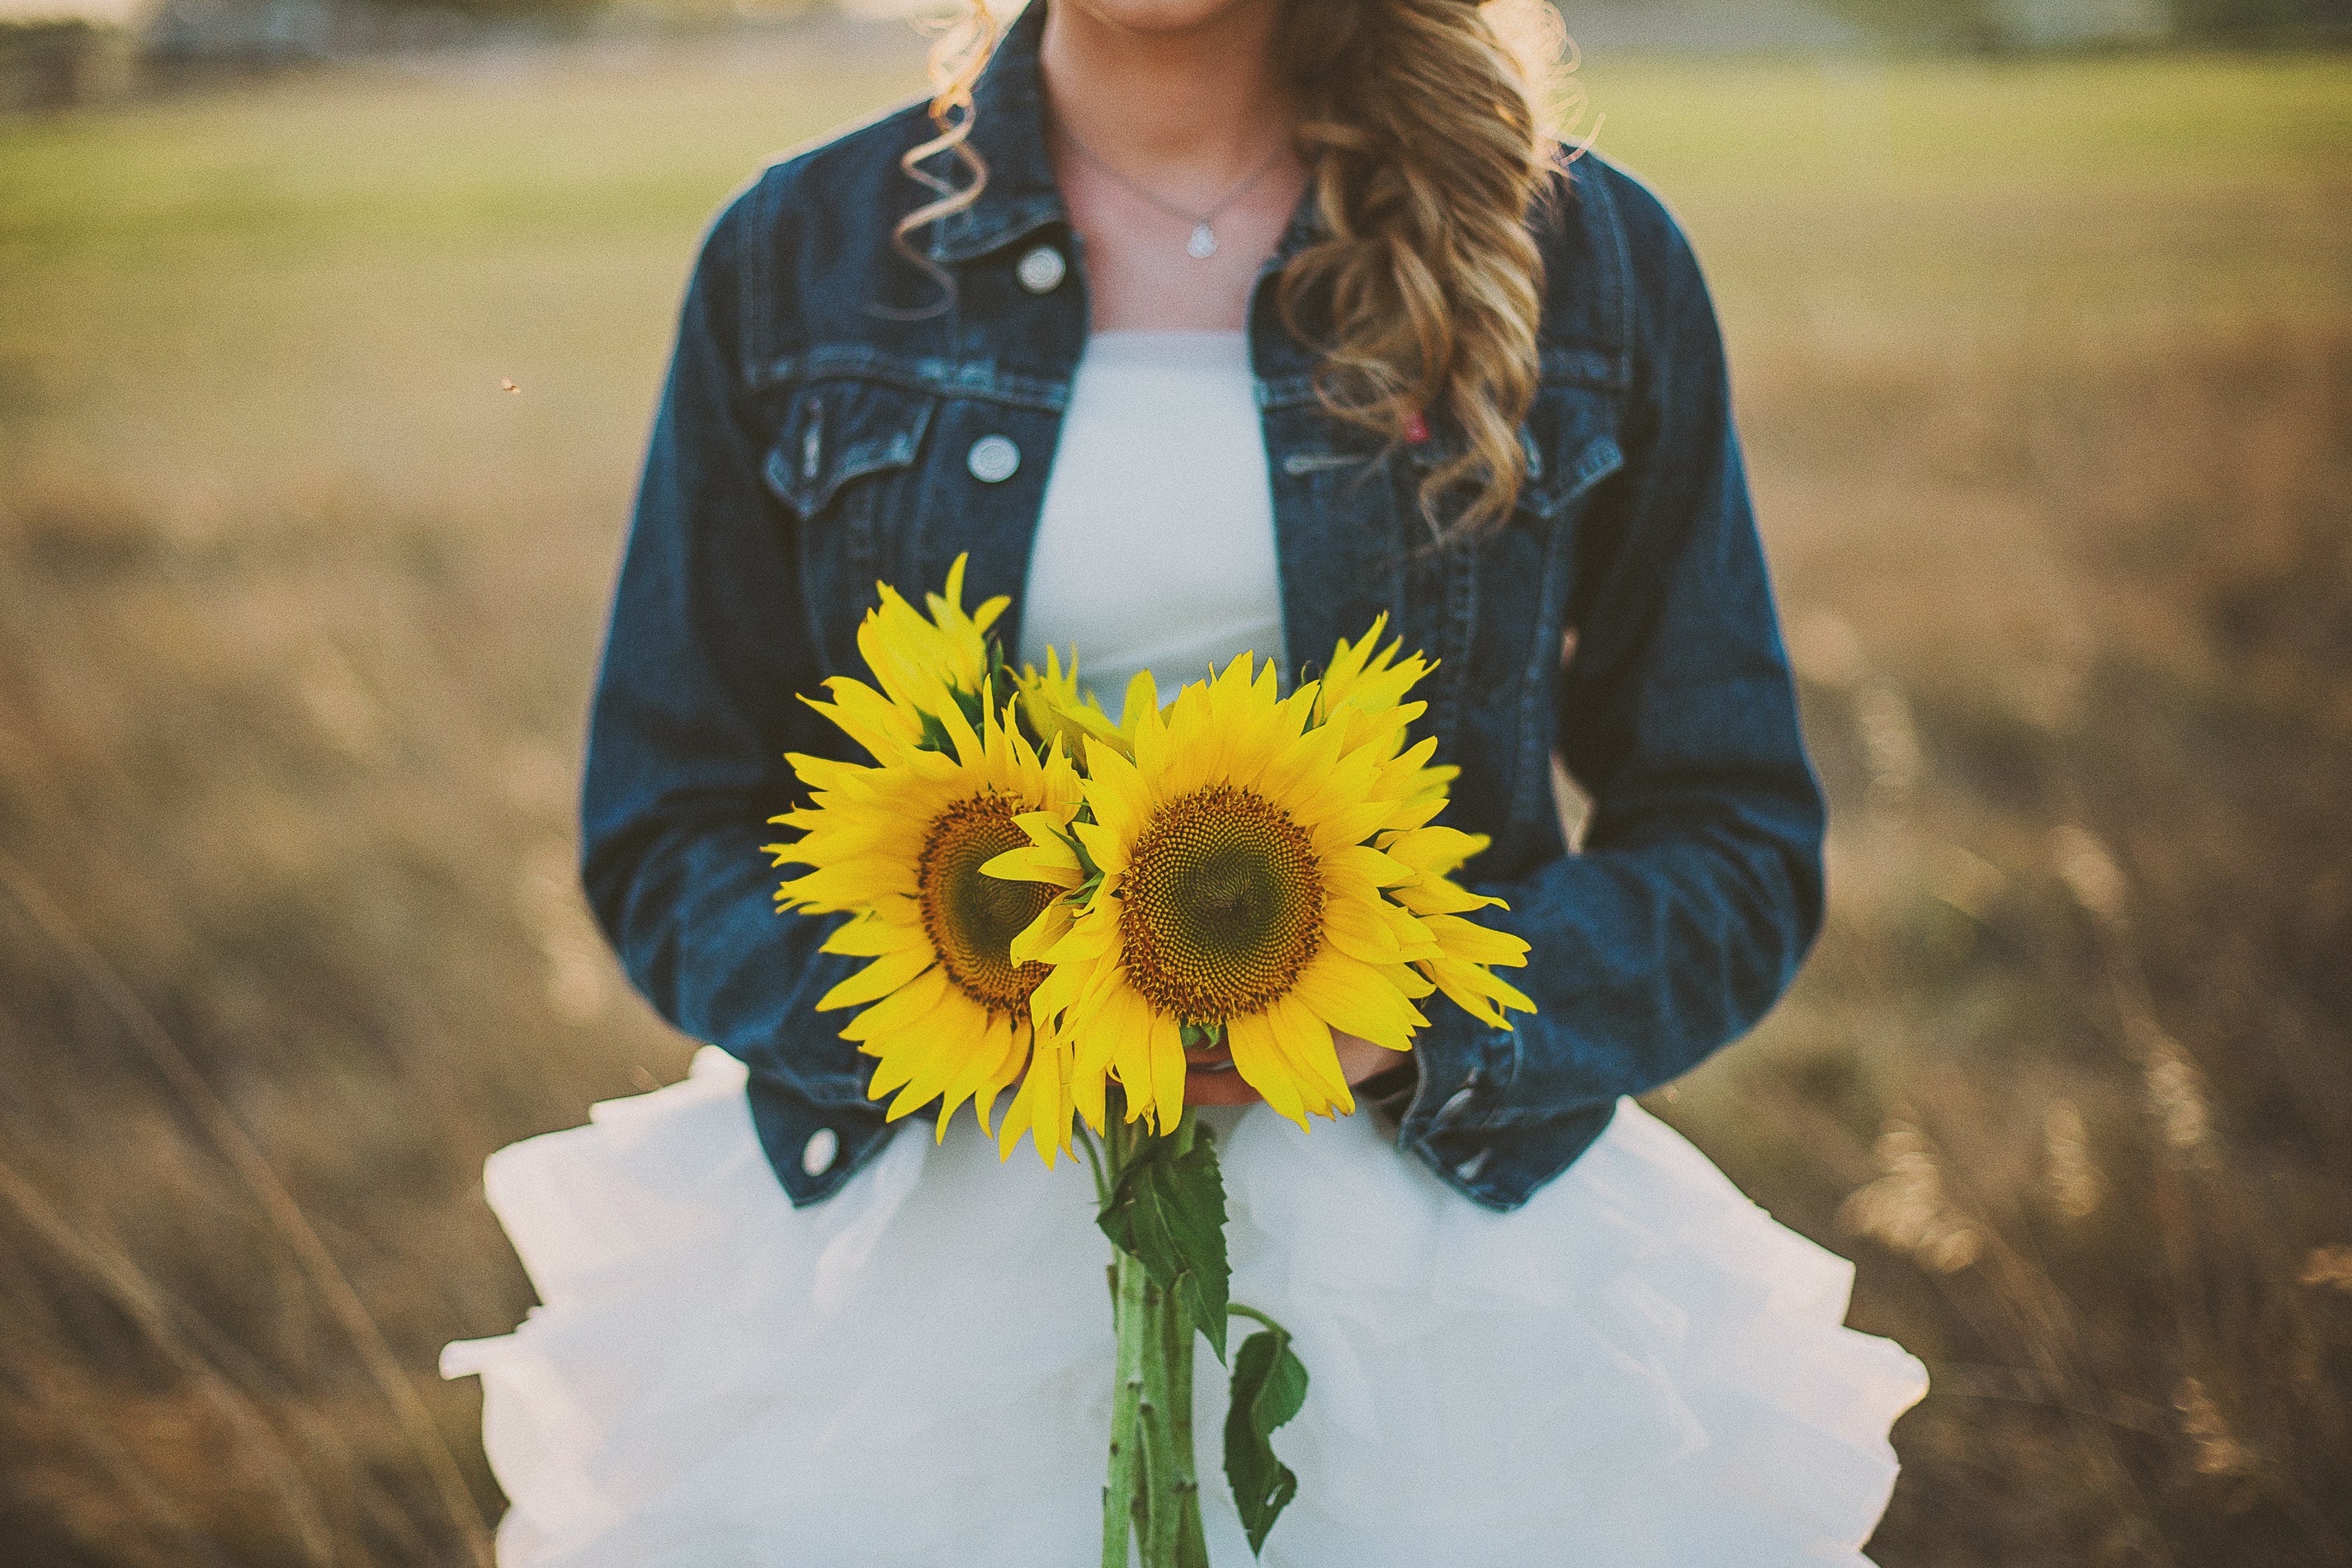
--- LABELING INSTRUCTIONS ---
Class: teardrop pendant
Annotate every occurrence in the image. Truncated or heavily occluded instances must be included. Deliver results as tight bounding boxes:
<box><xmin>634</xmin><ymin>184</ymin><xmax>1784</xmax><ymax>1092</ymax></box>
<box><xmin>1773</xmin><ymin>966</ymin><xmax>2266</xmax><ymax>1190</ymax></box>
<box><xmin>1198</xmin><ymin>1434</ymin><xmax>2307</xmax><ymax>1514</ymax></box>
<box><xmin>1186</xmin><ymin>222</ymin><xmax>1218</xmax><ymax>260</ymax></box>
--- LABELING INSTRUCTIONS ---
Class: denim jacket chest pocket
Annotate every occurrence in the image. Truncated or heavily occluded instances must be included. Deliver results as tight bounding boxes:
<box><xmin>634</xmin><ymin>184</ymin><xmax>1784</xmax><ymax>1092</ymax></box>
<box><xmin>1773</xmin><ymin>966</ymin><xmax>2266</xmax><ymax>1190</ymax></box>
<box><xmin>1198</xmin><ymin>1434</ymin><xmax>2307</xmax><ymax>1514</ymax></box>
<box><xmin>1400</xmin><ymin>380</ymin><xmax>1626</xmax><ymax>866</ymax></box>
<box><xmin>759</xmin><ymin>375</ymin><xmax>938</xmax><ymax>674</ymax></box>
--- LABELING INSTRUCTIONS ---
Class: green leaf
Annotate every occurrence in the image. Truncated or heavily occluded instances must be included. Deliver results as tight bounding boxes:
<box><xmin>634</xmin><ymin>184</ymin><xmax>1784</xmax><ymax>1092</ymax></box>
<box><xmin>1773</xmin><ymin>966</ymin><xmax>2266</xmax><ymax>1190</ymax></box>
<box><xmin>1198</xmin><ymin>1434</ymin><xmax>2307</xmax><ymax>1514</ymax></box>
<box><xmin>1097</xmin><ymin>1125</ymin><xmax>1230</xmax><ymax>1363</ymax></box>
<box><xmin>951</xmin><ymin>681</ymin><xmax>989</xmax><ymax>735</ymax></box>
<box><xmin>1223</xmin><ymin>1316</ymin><xmax>1309</xmax><ymax>1556</ymax></box>
<box><xmin>1056</xmin><ymin>819</ymin><xmax>1103</xmax><ymax>887</ymax></box>
<box><xmin>985</xmin><ymin>635</ymin><xmax>1011</xmax><ymax>705</ymax></box>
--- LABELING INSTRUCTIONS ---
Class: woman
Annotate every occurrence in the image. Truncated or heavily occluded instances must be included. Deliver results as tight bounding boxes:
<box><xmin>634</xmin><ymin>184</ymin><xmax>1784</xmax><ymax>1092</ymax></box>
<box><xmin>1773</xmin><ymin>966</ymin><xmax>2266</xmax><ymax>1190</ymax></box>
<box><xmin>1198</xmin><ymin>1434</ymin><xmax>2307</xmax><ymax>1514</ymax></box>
<box><xmin>443</xmin><ymin>1</ymin><xmax>1928</xmax><ymax>1562</ymax></box>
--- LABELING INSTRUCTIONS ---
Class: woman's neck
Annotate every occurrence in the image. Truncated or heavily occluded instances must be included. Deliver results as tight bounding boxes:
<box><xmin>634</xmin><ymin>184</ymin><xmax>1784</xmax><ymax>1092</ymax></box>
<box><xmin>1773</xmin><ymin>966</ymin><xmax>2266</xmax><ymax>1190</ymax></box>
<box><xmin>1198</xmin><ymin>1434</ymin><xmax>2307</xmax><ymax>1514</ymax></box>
<box><xmin>1037</xmin><ymin>0</ymin><xmax>1307</xmax><ymax>333</ymax></box>
<box><xmin>1039</xmin><ymin>0</ymin><xmax>1296</xmax><ymax>196</ymax></box>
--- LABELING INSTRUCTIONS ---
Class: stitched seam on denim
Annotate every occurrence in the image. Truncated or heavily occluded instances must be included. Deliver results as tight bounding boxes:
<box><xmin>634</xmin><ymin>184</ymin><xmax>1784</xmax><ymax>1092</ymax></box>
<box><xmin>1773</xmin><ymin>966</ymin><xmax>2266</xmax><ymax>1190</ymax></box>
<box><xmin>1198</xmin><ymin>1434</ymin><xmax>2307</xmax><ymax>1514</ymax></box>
<box><xmin>1255</xmin><ymin>372</ymin><xmax>1323</xmax><ymax>412</ymax></box>
<box><xmin>751</xmin><ymin>348</ymin><xmax>1070</xmax><ymax>412</ymax></box>
<box><xmin>1522</xmin><ymin>432</ymin><xmax>1626</xmax><ymax>522</ymax></box>
<box><xmin>1504</xmin><ymin>514</ymin><xmax>1576</xmax><ymax>838</ymax></box>
<box><xmin>1539</xmin><ymin>346</ymin><xmax>1623</xmax><ymax>390</ymax></box>
<box><xmin>1471</xmin><ymin>1103</ymin><xmax>1559</xmax><ymax>1131</ymax></box>
<box><xmin>1425</xmin><ymin>543</ymin><xmax>1476</xmax><ymax>777</ymax></box>
<box><xmin>764</xmin><ymin>396</ymin><xmax>935</xmax><ymax>519</ymax></box>
<box><xmin>733</xmin><ymin>172</ymin><xmax>775</xmax><ymax>396</ymax></box>
<box><xmin>1594</xmin><ymin>167</ymin><xmax>1637</xmax><ymax>390</ymax></box>
<box><xmin>1396</xmin><ymin>405</ymin><xmax>1618</xmax><ymax>519</ymax></box>
<box><xmin>928</xmin><ymin>193</ymin><xmax>1068</xmax><ymax>264</ymax></box>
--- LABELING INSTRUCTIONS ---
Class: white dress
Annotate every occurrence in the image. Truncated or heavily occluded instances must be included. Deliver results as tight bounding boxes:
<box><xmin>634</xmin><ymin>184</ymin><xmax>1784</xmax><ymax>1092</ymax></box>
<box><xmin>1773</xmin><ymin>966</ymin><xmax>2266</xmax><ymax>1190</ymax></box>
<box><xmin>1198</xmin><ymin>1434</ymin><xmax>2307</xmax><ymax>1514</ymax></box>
<box><xmin>444</xmin><ymin>331</ymin><xmax>1928</xmax><ymax>1568</ymax></box>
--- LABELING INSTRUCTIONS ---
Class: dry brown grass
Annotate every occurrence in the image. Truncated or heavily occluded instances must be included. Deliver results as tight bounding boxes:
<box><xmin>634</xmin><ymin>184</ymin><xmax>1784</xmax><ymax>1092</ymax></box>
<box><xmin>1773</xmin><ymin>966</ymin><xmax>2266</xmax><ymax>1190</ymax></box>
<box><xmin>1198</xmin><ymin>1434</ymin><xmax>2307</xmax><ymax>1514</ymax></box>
<box><xmin>0</xmin><ymin>32</ymin><xmax>2347</xmax><ymax>1566</ymax></box>
<box><xmin>1688</xmin><ymin>324</ymin><xmax>2352</xmax><ymax>1564</ymax></box>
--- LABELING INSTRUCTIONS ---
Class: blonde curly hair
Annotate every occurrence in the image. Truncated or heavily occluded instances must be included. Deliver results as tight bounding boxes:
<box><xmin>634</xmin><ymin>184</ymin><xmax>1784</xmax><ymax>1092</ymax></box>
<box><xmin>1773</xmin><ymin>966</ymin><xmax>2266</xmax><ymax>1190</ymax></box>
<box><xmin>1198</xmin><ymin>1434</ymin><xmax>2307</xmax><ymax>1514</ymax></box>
<box><xmin>899</xmin><ymin>0</ymin><xmax>1572</xmax><ymax>537</ymax></box>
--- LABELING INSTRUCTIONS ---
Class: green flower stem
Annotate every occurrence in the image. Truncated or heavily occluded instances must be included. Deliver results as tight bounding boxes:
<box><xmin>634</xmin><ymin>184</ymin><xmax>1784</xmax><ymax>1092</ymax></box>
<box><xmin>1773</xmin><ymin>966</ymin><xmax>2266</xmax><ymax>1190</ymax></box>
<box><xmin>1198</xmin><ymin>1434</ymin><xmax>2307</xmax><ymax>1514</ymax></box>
<box><xmin>1105</xmin><ymin>1241</ymin><xmax>1148</xmax><ymax>1568</ymax></box>
<box><xmin>1076</xmin><ymin>1119</ymin><xmax>1111</xmax><ymax>1209</ymax></box>
<box><xmin>1162</xmin><ymin>1110</ymin><xmax>1208</xmax><ymax>1568</ymax></box>
<box><xmin>1166</xmin><ymin>1274</ymin><xmax>1209</xmax><ymax>1568</ymax></box>
<box><xmin>1139</xmin><ymin>1276</ymin><xmax>1180</xmax><ymax>1564</ymax></box>
<box><xmin>1226</xmin><ymin>1304</ymin><xmax>1282</xmax><ymax>1334</ymax></box>
<box><xmin>1103</xmin><ymin>1111</ymin><xmax>1210</xmax><ymax>1568</ymax></box>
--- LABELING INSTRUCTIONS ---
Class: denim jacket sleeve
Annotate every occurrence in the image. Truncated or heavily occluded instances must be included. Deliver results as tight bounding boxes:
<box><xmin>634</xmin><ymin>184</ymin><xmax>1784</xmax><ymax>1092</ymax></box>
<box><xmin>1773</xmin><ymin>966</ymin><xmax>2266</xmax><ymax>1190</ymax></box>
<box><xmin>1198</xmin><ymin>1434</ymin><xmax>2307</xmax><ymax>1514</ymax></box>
<box><xmin>1391</xmin><ymin>177</ymin><xmax>1827</xmax><ymax>1209</ymax></box>
<box><xmin>579</xmin><ymin>193</ymin><xmax>889</xmax><ymax>1203</ymax></box>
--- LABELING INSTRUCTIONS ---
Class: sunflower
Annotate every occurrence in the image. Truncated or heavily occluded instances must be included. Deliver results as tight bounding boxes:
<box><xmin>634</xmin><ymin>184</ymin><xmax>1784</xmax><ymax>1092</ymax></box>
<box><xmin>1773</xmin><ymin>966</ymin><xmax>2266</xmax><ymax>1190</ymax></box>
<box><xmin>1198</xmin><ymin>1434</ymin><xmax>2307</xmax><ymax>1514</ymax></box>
<box><xmin>798</xmin><ymin>555</ymin><xmax>1008</xmax><ymax>766</ymax></box>
<box><xmin>1312</xmin><ymin>613</ymin><xmax>1458</xmax><ymax>807</ymax></box>
<box><xmin>1012</xmin><ymin>646</ymin><xmax>1134</xmax><ymax>760</ymax></box>
<box><xmin>765</xmin><ymin>564</ymin><xmax>1086</xmax><ymax>1164</ymax></box>
<box><xmin>992</xmin><ymin>637</ymin><xmax>1533</xmax><ymax>1136</ymax></box>
<box><xmin>1311</xmin><ymin>617</ymin><xmax>1534</xmax><ymax>1030</ymax></box>
<box><xmin>1378</xmin><ymin>823</ymin><xmax>1537</xmax><ymax>1027</ymax></box>
<box><xmin>859</xmin><ymin>553</ymin><xmax>1008</xmax><ymax>725</ymax></box>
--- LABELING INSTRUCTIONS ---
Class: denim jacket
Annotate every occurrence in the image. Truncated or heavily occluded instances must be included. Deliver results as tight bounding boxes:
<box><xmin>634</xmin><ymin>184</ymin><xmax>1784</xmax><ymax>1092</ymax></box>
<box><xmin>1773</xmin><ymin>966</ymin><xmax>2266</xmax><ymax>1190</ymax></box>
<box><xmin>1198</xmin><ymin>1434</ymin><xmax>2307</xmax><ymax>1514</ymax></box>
<box><xmin>581</xmin><ymin>2</ymin><xmax>1824</xmax><ymax>1212</ymax></box>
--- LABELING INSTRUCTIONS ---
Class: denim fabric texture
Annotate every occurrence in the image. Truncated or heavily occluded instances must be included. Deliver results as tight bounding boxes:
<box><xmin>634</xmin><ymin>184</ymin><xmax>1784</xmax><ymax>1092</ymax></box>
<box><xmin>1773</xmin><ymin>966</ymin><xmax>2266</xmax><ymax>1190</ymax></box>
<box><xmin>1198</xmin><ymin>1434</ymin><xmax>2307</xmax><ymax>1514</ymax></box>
<box><xmin>581</xmin><ymin>2</ymin><xmax>1825</xmax><ymax>1211</ymax></box>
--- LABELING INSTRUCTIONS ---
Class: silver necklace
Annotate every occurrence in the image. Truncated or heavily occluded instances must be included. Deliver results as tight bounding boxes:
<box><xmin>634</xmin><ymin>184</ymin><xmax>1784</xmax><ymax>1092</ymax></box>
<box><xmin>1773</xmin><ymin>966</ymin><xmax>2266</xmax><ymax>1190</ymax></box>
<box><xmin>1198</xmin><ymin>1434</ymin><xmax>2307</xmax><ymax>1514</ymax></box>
<box><xmin>1056</xmin><ymin>120</ymin><xmax>1289</xmax><ymax>260</ymax></box>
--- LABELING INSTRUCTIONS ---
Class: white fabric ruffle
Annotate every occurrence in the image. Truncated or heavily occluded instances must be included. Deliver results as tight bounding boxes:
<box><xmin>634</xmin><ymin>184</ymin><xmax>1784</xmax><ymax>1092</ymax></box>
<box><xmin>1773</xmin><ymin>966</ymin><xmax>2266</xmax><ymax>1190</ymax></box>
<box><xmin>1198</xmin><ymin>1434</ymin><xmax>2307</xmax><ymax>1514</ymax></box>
<box><xmin>445</xmin><ymin>1049</ymin><xmax>1926</xmax><ymax>1567</ymax></box>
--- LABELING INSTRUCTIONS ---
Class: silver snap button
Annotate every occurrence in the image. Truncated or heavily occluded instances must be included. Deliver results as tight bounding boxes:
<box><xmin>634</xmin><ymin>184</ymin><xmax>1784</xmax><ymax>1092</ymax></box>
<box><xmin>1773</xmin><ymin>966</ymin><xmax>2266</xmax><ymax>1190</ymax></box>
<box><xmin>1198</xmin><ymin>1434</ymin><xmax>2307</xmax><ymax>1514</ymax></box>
<box><xmin>1438</xmin><ymin>1087</ymin><xmax>1476</xmax><ymax>1122</ymax></box>
<box><xmin>1015</xmin><ymin>243</ymin><xmax>1066</xmax><ymax>294</ymax></box>
<box><xmin>966</xmin><ymin>434</ymin><xmax>1021</xmax><ymax>484</ymax></box>
<box><xmin>801</xmin><ymin>1126</ymin><xmax>839</xmax><ymax>1178</ymax></box>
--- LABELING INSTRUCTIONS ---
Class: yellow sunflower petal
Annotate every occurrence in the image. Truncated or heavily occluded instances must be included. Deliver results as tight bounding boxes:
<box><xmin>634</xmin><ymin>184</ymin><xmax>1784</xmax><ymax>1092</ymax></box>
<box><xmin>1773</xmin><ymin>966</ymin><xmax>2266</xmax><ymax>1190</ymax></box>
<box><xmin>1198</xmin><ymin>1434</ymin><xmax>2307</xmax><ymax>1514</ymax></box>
<box><xmin>1384</xmin><ymin>824</ymin><xmax>1489</xmax><ymax>877</ymax></box>
<box><xmin>1326</xmin><ymin>844</ymin><xmax>1414</xmax><ymax>888</ymax></box>
<box><xmin>937</xmin><ymin>1012</ymin><xmax>1023</xmax><ymax>1142</ymax></box>
<box><xmin>1008</xmin><ymin>896</ymin><xmax>1076</xmax><ymax>969</ymax></box>
<box><xmin>1083</xmin><ymin>741</ymin><xmax>1152</xmax><ymax>852</ymax></box>
<box><xmin>1392</xmin><ymin>876</ymin><xmax>1505</xmax><ymax>917</ymax></box>
<box><xmin>820</xmin><ymin>909</ymin><xmax>928</xmax><ymax>957</ymax></box>
<box><xmin>1226</xmin><ymin>1011</ymin><xmax>1310</xmax><ymax>1128</ymax></box>
<box><xmin>1268</xmin><ymin>994</ymin><xmax>1357</xmax><ymax>1116</ymax></box>
<box><xmin>1097</xmin><ymin>985</ymin><xmax>1159</xmax><ymax>1126</ymax></box>
<box><xmin>1382</xmin><ymin>959</ymin><xmax>1438</xmax><ymax>999</ymax></box>
<box><xmin>1424</xmin><ymin>954</ymin><xmax>1537</xmax><ymax>1025</ymax></box>
<box><xmin>816</xmin><ymin>946</ymin><xmax>935</xmax><ymax>1012</ymax></box>
<box><xmin>982</xmin><ymin>843</ymin><xmax>1081</xmax><ymax>890</ymax></box>
<box><xmin>883</xmin><ymin>993</ymin><xmax>994</xmax><ymax>1122</ymax></box>
<box><xmin>838</xmin><ymin>961</ymin><xmax>952</xmax><ymax>1041</ymax></box>
<box><xmin>1322</xmin><ymin>892</ymin><xmax>1408</xmax><ymax>965</ymax></box>
<box><xmin>1290</xmin><ymin>951</ymin><xmax>1427</xmax><ymax>1051</ymax></box>
<box><xmin>995</xmin><ymin>1053</ymin><xmax>1044</xmax><ymax>1159</ymax></box>
<box><xmin>1420</xmin><ymin>912</ymin><xmax>1533</xmax><ymax>968</ymax></box>
<box><xmin>1118</xmin><ymin>669</ymin><xmax>1161</xmax><ymax>733</ymax></box>
<box><xmin>1148</xmin><ymin>1008</ymin><xmax>1188</xmax><ymax>1134</ymax></box>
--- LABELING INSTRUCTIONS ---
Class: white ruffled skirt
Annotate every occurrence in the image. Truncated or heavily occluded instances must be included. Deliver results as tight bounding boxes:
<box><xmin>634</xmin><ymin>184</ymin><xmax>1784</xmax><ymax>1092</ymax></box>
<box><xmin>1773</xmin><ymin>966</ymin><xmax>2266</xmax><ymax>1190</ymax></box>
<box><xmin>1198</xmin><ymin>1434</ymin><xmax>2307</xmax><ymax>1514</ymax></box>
<box><xmin>444</xmin><ymin>1049</ymin><xmax>1927</xmax><ymax>1567</ymax></box>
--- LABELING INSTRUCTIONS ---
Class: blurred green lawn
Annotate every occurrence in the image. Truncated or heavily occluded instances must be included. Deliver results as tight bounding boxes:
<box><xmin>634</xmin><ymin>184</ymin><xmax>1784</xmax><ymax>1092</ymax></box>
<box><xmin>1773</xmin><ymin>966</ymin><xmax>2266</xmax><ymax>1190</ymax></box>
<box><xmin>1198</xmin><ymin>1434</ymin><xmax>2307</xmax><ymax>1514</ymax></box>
<box><xmin>2</xmin><ymin>45</ymin><xmax>2345</xmax><ymax>538</ymax></box>
<box><xmin>2</xmin><ymin>31</ymin><xmax>2350</xmax><ymax>1567</ymax></box>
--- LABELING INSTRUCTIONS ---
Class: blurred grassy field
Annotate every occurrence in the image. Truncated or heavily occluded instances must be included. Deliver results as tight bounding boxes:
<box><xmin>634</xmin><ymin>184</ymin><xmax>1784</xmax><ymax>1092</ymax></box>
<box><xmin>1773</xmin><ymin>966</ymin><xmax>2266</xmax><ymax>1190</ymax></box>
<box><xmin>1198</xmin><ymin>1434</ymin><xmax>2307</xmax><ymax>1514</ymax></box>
<box><xmin>2</xmin><ymin>29</ymin><xmax>2349</xmax><ymax>1566</ymax></box>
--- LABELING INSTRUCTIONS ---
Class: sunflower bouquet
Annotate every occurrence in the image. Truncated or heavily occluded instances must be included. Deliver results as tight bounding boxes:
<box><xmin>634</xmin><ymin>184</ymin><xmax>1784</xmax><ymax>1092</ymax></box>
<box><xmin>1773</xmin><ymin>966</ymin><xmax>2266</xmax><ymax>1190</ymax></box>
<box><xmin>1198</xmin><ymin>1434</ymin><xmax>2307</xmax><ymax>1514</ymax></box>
<box><xmin>767</xmin><ymin>559</ymin><xmax>1534</xmax><ymax>1566</ymax></box>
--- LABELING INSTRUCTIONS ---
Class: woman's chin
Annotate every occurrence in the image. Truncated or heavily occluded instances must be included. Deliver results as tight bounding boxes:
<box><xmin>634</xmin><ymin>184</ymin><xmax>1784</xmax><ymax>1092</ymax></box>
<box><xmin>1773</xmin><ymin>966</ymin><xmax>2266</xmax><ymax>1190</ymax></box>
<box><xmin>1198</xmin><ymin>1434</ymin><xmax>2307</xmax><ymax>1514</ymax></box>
<box><xmin>1060</xmin><ymin>0</ymin><xmax>1273</xmax><ymax>38</ymax></box>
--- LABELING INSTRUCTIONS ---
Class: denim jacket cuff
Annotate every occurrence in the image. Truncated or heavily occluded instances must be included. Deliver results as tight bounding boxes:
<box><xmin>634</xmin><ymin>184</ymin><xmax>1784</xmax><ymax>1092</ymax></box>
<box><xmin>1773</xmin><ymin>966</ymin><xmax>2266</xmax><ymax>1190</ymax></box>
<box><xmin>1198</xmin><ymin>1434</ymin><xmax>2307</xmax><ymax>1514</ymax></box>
<box><xmin>1393</xmin><ymin>1004</ymin><xmax>1525</xmax><ymax>1207</ymax></box>
<box><xmin>745</xmin><ymin>1065</ymin><xmax>899</xmax><ymax>1207</ymax></box>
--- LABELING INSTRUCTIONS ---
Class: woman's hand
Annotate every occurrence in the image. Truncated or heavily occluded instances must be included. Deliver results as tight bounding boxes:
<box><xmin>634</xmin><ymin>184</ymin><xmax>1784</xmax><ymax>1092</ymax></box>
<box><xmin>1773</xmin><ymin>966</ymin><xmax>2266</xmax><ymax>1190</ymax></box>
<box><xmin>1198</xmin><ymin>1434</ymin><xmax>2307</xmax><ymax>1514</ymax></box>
<box><xmin>1183</xmin><ymin>1030</ymin><xmax>1404</xmax><ymax>1107</ymax></box>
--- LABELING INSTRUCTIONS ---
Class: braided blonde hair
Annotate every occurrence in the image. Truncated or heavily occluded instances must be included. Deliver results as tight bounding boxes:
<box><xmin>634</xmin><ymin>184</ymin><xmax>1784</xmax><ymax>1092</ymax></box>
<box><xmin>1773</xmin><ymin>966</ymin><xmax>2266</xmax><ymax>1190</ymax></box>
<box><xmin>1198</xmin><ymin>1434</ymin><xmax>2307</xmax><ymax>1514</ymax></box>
<box><xmin>900</xmin><ymin>0</ymin><xmax>1571</xmax><ymax>537</ymax></box>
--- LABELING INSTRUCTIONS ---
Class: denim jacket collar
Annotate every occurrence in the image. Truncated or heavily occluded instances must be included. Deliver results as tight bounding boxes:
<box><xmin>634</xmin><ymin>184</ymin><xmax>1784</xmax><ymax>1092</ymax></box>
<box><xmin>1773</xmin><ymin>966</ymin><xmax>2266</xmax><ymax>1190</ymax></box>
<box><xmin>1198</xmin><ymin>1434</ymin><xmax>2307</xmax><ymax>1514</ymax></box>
<box><xmin>927</xmin><ymin>3</ymin><xmax>1065</xmax><ymax>265</ymax></box>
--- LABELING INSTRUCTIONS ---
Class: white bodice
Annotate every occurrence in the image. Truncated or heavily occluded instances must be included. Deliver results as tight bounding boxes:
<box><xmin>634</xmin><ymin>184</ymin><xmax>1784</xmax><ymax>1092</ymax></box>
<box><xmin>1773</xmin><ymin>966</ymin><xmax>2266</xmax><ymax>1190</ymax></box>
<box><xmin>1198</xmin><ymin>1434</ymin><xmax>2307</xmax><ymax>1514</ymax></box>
<box><xmin>1017</xmin><ymin>330</ymin><xmax>1287</xmax><ymax>712</ymax></box>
